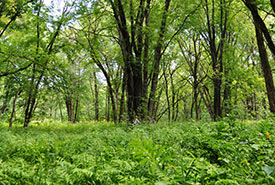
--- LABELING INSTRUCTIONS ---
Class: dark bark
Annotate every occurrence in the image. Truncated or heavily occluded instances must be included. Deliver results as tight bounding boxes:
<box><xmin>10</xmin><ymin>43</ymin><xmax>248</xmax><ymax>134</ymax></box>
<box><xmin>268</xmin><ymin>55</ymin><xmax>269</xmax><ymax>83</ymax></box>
<box><xmin>93</xmin><ymin>72</ymin><xmax>99</xmax><ymax>121</ymax></box>
<box><xmin>119</xmin><ymin>73</ymin><xmax>126</xmax><ymax>122</ymax></box>
<box><xmin>23</xmin><ymin>2</ymin><xmax>65</xmax><ymax>127</ymax></box>
<box><xmin>109</xmin><ymin>0</ymin><xmax>135</xmax><ymax>122</ymax></box>
<box><xmin>109</xmin><ymin>0</ymin><xmax>149</xmax><ymax>122</ymax></box>
<box><xmin>24</xmin><ymin>65</ymin><xmax>38</xmax><ymax>127</ymax></box>
<box><xmin>1</xmin><ymin>86</ymin><xmax>10</xmax><ymax>114</ymax></box>
<box><xmin>203</xmin><ymin>0</ymin><xmax>228</xmax><ymax>121</ymax></box>
<box><xmin>73</xmin><ymin>99</ymin><xmax>79</xmax><ymax>123</ymax></box>
<box><xmin>199</xmin><ymin>85</ymin><xmax>214</xmax><ymax>120</ymax></box>
<box><xmin>190</xmin><ymin>99</ymin><xmax>194</xmax><ymax>119</ymax></box>
<box><xmin>156</xmin><ymin>96</ymin><xmax>185</xmax><ymax>121</ymax></box>
<box><xmin>253</xmin><ymin>93</ymin><xmax>258</xmax><ymax>118</ymax></box>
<box><xmin>242</xmin><ymin>0</ymin><xmax>275</xmax><ymax>113</ymax></box>
<box><xmin>106</xmin><ymin>93</ymin><xmax>110</xmax><ymax>122</ymax></box>
<box><xmin>164</xmin><ymin>72</ymin><xmax>171</xmax><ymax>121</ymax></box>
<box><xmin>0</xmin><ymin>0</ymin><xmax>34</xmax><ymax>37</ymax></box>
<box><xmin>254</xmin><ymin>25</ymin><xmax>275</xmax><ymax>113</ymax></box>
<box><xmin>148</xmin><ymin>0</ymin><xmax>171</xmax><ymax>117</ymax></box>
<box><xmin>65</xmin><ymin>97</ymin><xmax>79</xmax><ymax>123</ymax></box>
<box><xmin>9</xmin><ymin>87</ymin><xmax>22</xmax><ymax>127</ymax></box>
<box><xmin>86</xmin><ymin>38</ymin><xmax>118</xmax><ymax>123</ymax></box>
<box><xmin>154</xmin><ymin>85</ymin><xmax>164</xmax><ymax>121</ymax></box>
<box><xmin>174</xmin><ymin>94</ymin><xmax>179</xmax><ymax>121</ymax></box>
<box><xmin>109</xmin><ymin>0</ymin><xmax>173</xmax><ymax>123</ymax></box>
<box><xmin>178</xmin><ymin>36</ymin><xmax>203</xmax><ymax>120</ymax></box>
<box><xmin>142</xmin><ymin>0</ymin><xmax>151</xmax><ymax>104</ymax></box>
<box><xmin>243</xmin><ymin>0</ymin><xmax>275</xmax><ymax>58</ymax></box>
<box><xmin>65</xmin><ymin>95</ymin><xmax>73</xmax><ymax>122</ymax></box>
<box><xmin>193</xmin><ymin>39</ymin><xmax>200</xmax><ymax>120</ymax></box>
<box><xmin>271</xmin><ymin>0</ymin><xmax>275</xmax><ymax>12</ymax></box>
<box><xmin>24</xmin><ymin>1</ymin><xmax>40</xmax><ymax>127</ymax></box>
<box><xmin>170</xmin><ymin>72</ymin><xmax>176</xmax><ymax>121</ymax></box>
<box><xmin>0</xmin><ymin>63</ymin><xmax>32</xmax><ymax>77</ymax></box>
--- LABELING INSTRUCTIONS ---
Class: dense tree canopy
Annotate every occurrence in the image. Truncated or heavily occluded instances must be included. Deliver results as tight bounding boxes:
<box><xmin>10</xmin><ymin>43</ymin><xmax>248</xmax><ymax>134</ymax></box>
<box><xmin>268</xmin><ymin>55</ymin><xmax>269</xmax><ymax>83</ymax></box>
<box><xmin>1</xmin><ymin>0</ymin><xmax>275</xmax><ymax>126</ymax></box>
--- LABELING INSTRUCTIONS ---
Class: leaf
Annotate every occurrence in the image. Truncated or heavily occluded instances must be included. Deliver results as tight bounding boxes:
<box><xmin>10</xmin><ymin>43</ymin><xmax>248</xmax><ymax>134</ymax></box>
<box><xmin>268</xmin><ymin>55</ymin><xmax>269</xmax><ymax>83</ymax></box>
<box><xmin>251</xmin><ymin>144</ymin><xmax>259</xmax><ymax>150</ymax></box>
<box><xmin>262</xmin><ymin>167</ymin><xmax>275</xmax><ymax>176</ymax></box>
<box><xmin>156</xmin><ymin>181</ymin><xmax>168</xmax><ymax>185</ymax></box>
<box><xmin>223</xmin><ymin>158</ymin><xmax>230</xmax><ymax>164</ymax></box>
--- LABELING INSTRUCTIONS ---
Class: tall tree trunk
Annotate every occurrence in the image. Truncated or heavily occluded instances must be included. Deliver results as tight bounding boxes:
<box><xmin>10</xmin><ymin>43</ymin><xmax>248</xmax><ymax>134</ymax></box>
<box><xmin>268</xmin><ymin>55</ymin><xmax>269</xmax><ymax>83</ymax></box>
<box><xmin>59</xmin><ymin>104</ymin><xmax>63</xmax><ymax>121</ymax></box>
<box><xmin>73</xmin><ymin>99</ymin><xmax>79</xmax><ymax>123</ymax></box>
<box><xmin>223</xmin><ymin>68</ymin><xmax>232</xmax><ymax>115</ymax></box>
<box><xmin>164</xmin><ymin>72</ymin><xmax>171</xmax><ymax>121</ymax></box>
<box><xmin>154</xmin><ymin>85</ymin><xmax>164</xmax><ymax>120</ymax></box>
<box><xmin>87</xmin><ymin>39</ymin><xmax>118</xmax><ymax>123</ymax></box>
<box><xmin>106</xmin><ymin>93</ymin><xmax>110</xmax><ymax>122</ymax></box>
<box><xmin>24</xmin><ymin>63</ymin><xmax>37</xmax><ymax>127</ymax></box>
<box><xmin>93</xmin><ymin>71</ymin><xmax>99</xmax><ymax>121</ymax></box>
<box><xmin>200</xmin><ymin>85</ymin><xmax>214</xmax><ymax>120</ymax></box>
<box><xmin>24</xmin><ymin>0</ymin><xmax>41</xmax><ymax>127</ymax></box>
<box><xmin>119</xmin><ymin>73</ymin><xmax>126</xmax><ymax>122</ymax></box>
<box><xmin>193</xmin><ymin>41</ymin><xmax>200</xmax><ymax>120</ymax></box>
<box><xmin>194</xmin><ymin>88</ymin><xmax>199</xmax><ymax>120</ymax></box>
<box><xmin>254</xmin><ymin>25</ymin><xmax>275</xmax><ymax>113</ymax></box>
<box><xmin>203</xmin><ymin>0</ymin><xmax>228</xmax><ymax>121</ymax></box>
<box><xmin>9</xmin><ymin>87</ymin><xmax>22</xmax><ymax>127</ymax></box>
<box><xmin>174</xmin><ymin>94</ymin><xmax>179</xmax><ymax>121</ymax></box>
<box><xmin>142</xmin><ymin>0</ymin><xmax>151</xmax><ymax>110</ymax></box>
<box><xmin>148</xmin><ymin>0</ymin><xmax>171</xmax><ymax>117</ymax></box>
<box><xmin>24</xmin><ymin>0</ymin><xmax>64</xmax><ymax>127</ymax></box>
<box><xmin>1</xmin><ymin>87</ymin><xmax>10</xmax><ymax>114</ymax></box>
<box><xmin>65</xmin><ymin>95</ymin><xmax>73</xmax><ymax>122</ymax></box>
<box><xmin>244</xmin><ymin>0</ymin><xmax>275</xmax><ymax>58</ymax></box>
<box><xmin>108</xmin><ymin>86</ymin><xmax>118</xmax><ymax>122</ymax></box>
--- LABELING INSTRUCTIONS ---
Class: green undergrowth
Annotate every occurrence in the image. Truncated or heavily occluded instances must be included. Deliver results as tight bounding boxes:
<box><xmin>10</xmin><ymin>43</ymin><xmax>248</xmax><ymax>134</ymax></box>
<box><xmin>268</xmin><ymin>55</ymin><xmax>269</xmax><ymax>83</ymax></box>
<box><xmin>0</xmin><ymin>120</ymin><xmax>274</xmax><ymax>184</ymax></box>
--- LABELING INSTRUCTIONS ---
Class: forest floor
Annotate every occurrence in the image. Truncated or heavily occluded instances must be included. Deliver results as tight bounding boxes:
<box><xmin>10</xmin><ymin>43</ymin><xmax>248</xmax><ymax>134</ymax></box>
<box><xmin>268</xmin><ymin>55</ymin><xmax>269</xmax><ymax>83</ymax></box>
<box><xmin>0</xmin><ymin>120</ymin><xmax>274</xmax><ymax>184</ymax></box>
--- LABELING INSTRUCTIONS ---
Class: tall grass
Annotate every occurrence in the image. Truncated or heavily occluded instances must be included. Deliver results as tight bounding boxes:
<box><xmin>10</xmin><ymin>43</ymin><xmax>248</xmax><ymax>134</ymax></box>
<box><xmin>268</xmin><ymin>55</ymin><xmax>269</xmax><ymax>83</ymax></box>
<box><xmin>0</xmin><ymin>120</ymin><xmax>274</xmax><ymax>184</ymax></box>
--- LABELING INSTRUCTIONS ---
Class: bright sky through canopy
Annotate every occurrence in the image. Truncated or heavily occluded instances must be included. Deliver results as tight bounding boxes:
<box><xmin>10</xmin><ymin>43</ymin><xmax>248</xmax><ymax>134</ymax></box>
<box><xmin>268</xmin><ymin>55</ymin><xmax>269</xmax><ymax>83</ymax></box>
<box><xmin>44</xmin><ymin>0</ymin><xmax>65</xmax><ymax>16</ymax></box>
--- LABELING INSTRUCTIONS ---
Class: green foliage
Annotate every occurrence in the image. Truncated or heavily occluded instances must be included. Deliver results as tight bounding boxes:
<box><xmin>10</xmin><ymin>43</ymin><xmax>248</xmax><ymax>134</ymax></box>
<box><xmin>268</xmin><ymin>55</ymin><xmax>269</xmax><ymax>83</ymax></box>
<box><xmin>0</xmin><ymin>120</ymin><xmax>274</xmax><ymax>184</ymax></box>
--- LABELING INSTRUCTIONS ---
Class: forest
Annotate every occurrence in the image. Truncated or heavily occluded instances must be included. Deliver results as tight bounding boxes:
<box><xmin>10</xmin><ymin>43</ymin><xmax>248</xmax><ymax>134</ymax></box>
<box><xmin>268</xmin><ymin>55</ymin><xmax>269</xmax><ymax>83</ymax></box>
<box><xmin>0</xmin><ymin>0</ymin><xmax>274</xmax><ymax>184</ymax></box>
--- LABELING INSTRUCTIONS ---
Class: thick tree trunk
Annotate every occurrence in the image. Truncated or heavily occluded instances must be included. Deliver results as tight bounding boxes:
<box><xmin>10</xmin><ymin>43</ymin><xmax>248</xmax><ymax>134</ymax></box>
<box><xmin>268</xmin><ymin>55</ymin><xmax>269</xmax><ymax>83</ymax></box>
<box><xmin>110</xmin><ymin>0</ymin><xmax>145</xmax><ymax>123</ymax></box>
<box><xmin>148</xmin><ymin>0</ymin><xmax>171</xmax><ymax>117</ymax></box>
<box><xmin>203</xmin><ymin>0</ymin><xmax>228</xmax><ymax>121</ymax></box>
<box><xmin>110</xmin><ymin>0</ymin><xmax>172</xmax><ymax>123</ymax></box>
